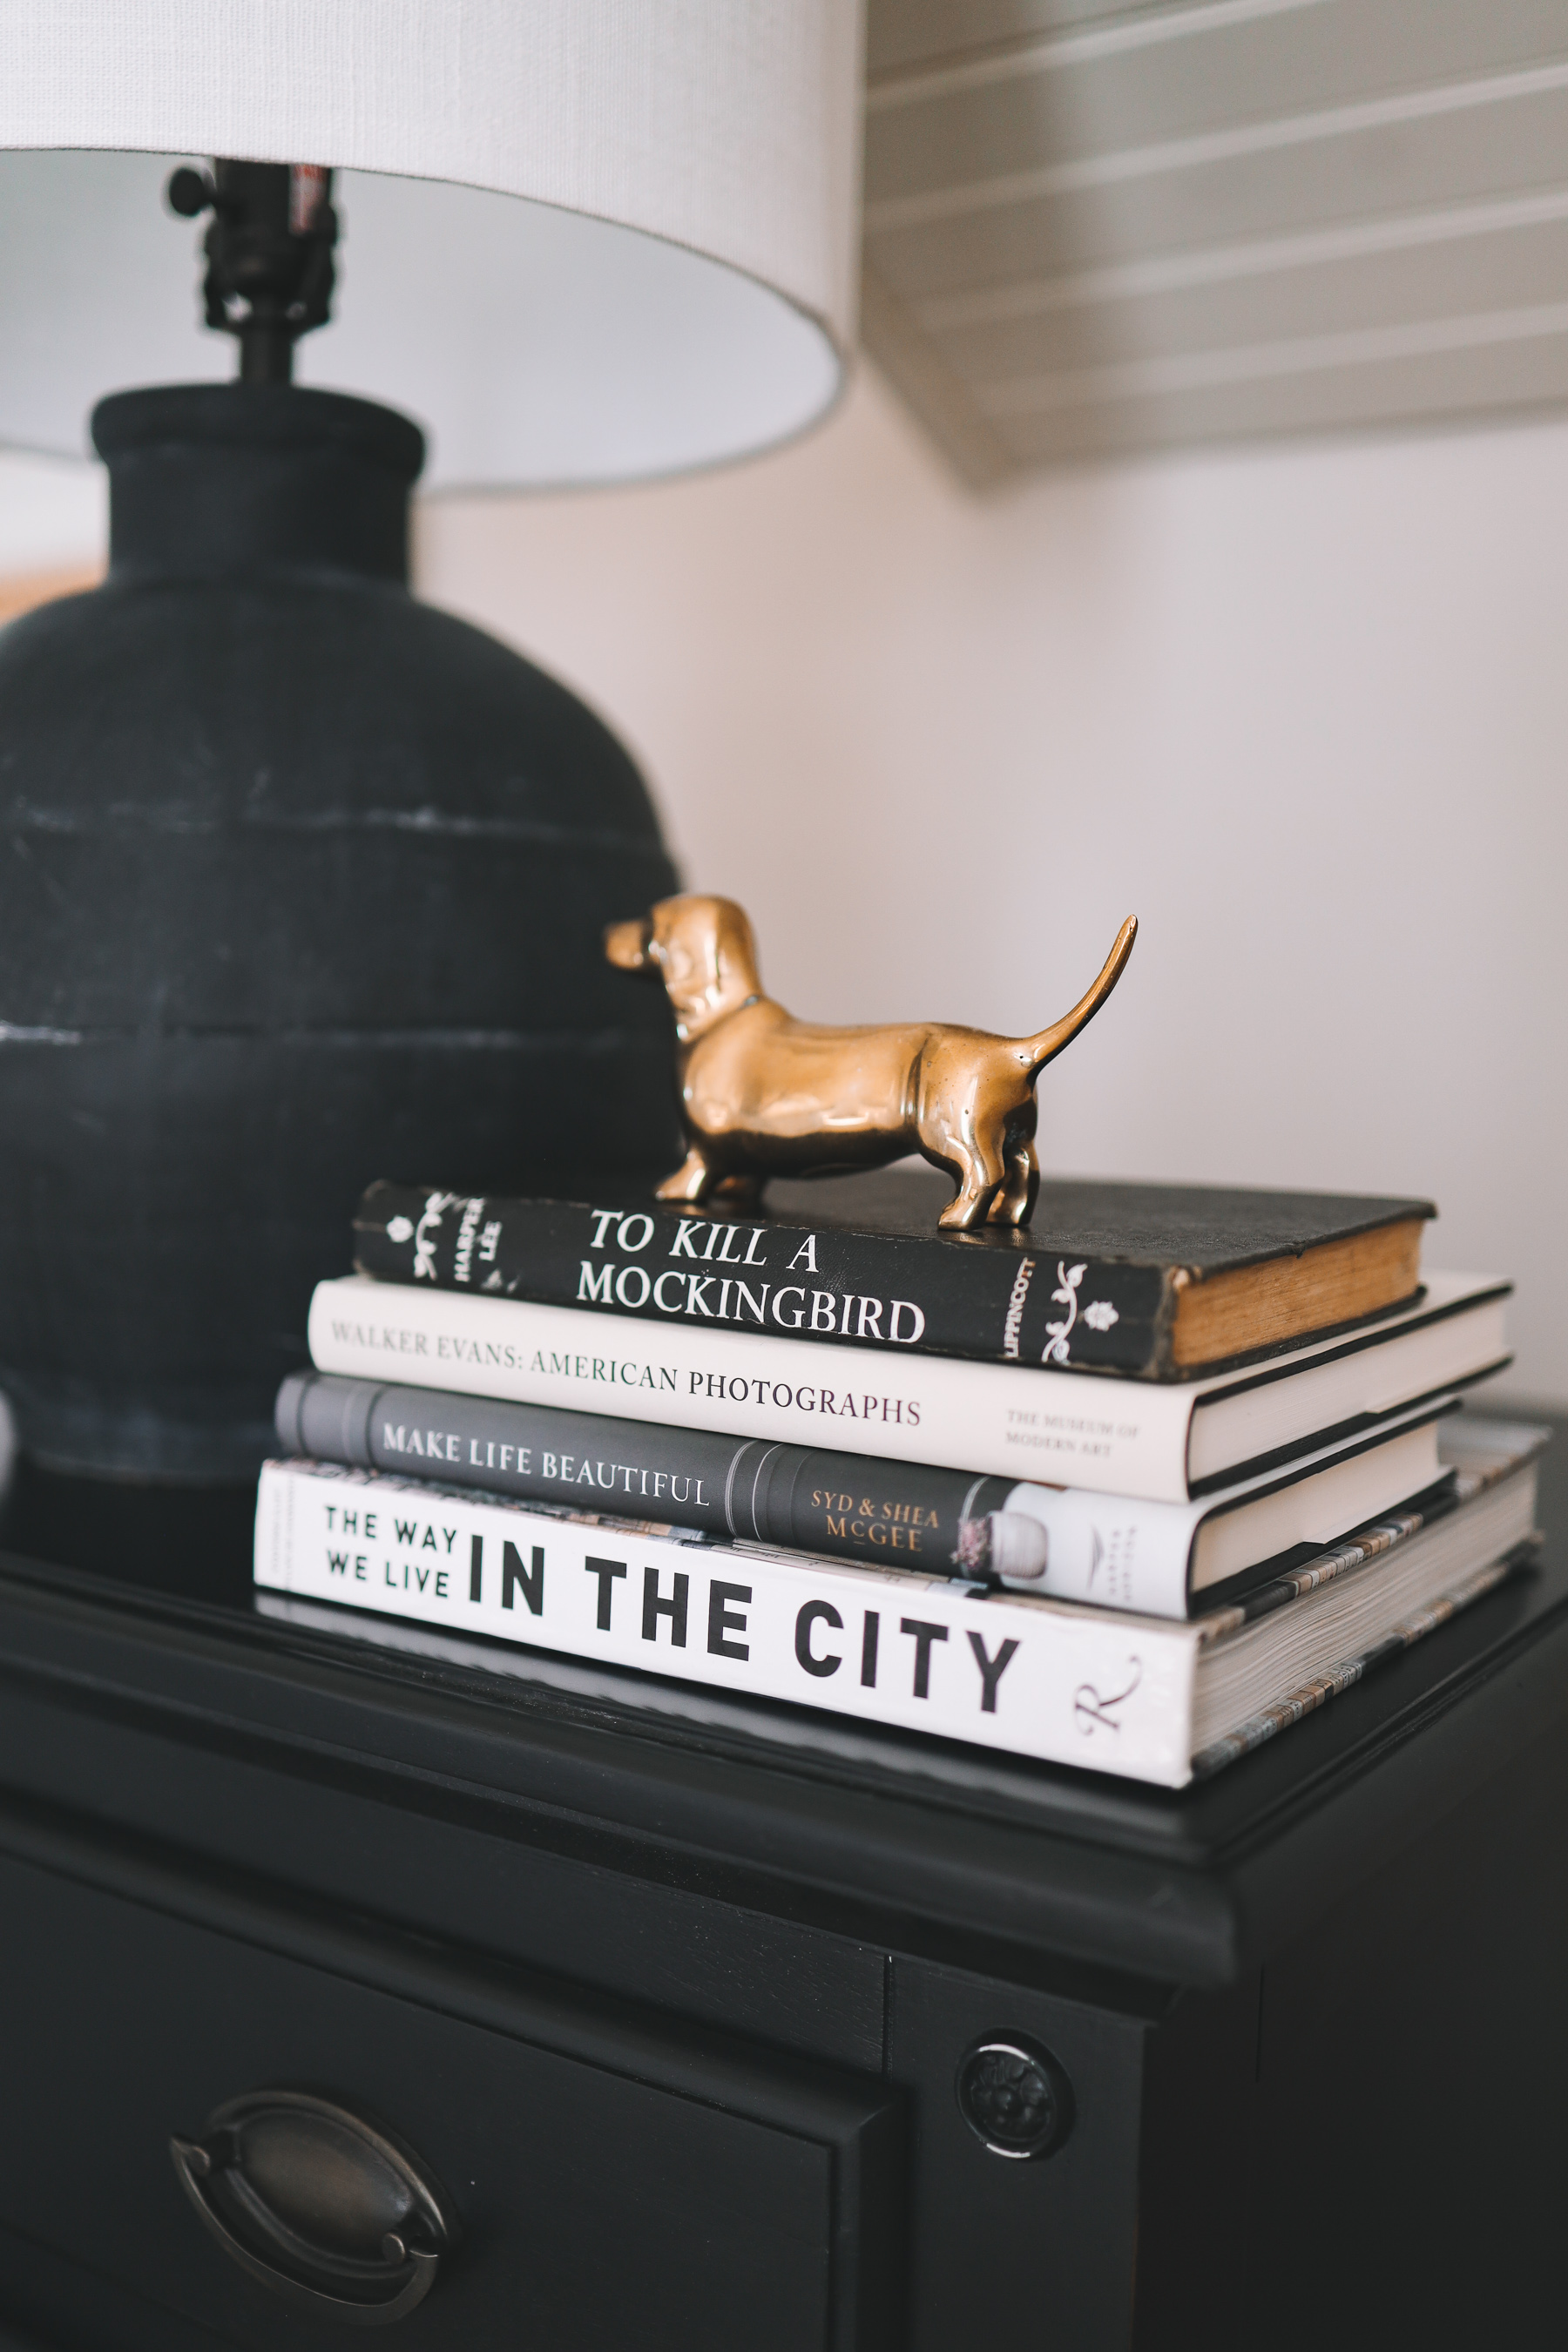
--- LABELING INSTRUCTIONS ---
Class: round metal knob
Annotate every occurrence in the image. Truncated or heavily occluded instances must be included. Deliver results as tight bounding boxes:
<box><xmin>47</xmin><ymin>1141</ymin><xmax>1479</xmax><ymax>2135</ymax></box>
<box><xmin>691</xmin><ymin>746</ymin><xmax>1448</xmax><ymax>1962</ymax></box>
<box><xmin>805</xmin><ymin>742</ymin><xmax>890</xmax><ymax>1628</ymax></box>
<box><xmin>956</xmin><ymin>2036</ymin><xmax>1072</xmax><ymax>2160</ymax></box>
<box><xmin>171</xmin><ymin>2087</ymin><xmax>456</xmax><ymax>2325</ymax></box>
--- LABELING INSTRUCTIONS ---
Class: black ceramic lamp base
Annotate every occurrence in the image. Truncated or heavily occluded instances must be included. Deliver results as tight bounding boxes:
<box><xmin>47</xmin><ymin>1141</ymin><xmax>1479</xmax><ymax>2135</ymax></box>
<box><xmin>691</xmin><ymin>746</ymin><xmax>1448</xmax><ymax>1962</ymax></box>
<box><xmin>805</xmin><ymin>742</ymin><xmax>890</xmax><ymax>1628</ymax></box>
<box><xmin>0</xmin><ymin>382</ymin><xmax>679</xmax><ymax>1485</ymax></box>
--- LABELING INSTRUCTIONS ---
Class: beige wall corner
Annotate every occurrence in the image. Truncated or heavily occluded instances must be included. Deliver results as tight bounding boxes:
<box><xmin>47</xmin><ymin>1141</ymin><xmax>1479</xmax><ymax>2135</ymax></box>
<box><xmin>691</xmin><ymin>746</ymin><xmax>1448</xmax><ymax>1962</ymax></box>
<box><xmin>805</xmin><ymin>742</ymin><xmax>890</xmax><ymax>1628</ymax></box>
<box><xmin>858</xmin><ymin>261</ymin><xmax>1015</xmax><ymax>493</ymax></box>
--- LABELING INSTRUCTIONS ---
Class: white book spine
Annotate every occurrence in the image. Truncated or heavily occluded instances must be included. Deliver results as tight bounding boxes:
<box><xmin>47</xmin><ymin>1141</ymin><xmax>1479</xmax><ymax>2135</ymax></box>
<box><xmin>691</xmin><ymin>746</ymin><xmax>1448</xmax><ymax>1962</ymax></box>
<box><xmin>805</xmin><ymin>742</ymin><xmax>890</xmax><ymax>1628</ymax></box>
<box><xmin>255</xmin><ymin>1459</ymin><xmax>1203</xmax><ymax>1785</ymax></box>
<box><xmin>308</xmin><ymin>1275</ymin><xmax>1202</xmax><ymax>1502</ymax></box>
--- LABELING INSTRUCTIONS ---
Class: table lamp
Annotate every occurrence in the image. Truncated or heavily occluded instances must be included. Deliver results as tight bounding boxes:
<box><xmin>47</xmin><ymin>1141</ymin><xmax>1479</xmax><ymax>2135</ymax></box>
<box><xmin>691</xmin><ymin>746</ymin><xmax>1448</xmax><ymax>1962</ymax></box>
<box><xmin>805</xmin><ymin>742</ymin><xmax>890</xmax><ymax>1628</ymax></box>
<box><xmin>0</xmin><ymin>3</ymin><xmax>860</xmax><ymax>1490</ymax></box>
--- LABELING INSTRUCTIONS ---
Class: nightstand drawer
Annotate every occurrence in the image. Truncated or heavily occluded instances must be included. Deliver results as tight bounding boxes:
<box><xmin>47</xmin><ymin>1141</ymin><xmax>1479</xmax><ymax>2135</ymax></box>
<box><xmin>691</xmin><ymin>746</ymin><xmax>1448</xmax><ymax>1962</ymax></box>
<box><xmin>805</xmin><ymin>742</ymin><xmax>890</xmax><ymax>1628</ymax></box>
<box><xmin>0</xmin><ymin>1835</ymin><xmax>900</xmax><ymax>2350</ymax></box>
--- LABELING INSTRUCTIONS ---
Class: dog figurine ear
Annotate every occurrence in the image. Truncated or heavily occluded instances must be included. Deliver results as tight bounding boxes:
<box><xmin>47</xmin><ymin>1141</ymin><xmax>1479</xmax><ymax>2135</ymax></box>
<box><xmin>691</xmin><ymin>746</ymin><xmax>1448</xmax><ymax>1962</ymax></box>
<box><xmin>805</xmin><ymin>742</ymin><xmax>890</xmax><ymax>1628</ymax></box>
<box><xmin>604</xmin><ymin>917</ymin><xmax>652</xmax><ymax>971</ymax></box>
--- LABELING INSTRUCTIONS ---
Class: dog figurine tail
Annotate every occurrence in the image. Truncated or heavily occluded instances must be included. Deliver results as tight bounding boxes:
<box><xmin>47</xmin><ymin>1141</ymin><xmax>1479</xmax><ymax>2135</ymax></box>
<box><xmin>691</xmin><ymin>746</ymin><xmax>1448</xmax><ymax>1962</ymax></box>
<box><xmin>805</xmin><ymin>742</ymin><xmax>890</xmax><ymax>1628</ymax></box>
<box><xmin>1016</xmin><ymin>916</ymin><xmax>1138</xmax><ymax>1077</ymax></box>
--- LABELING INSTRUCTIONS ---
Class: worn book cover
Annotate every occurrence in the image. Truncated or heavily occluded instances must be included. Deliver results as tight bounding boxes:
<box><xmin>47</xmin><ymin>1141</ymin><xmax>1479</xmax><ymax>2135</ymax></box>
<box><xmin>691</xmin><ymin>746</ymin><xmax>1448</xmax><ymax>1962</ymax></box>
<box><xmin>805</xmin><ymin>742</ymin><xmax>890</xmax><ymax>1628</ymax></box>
<box><xmin>354</xmin><ymin>1169</ymin><xmax>1432</xmax><ymax>1379</ymax></box>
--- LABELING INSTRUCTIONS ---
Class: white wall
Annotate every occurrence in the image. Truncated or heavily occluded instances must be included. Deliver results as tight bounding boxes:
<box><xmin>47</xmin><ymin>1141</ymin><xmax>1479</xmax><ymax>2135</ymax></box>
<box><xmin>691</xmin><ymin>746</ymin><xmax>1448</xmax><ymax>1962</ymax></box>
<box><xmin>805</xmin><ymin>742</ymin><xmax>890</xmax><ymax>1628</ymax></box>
<box><xmin>416</xmin><ymin>369</ymin><xmax>1568</xmax><ymax>1404</ymax></box>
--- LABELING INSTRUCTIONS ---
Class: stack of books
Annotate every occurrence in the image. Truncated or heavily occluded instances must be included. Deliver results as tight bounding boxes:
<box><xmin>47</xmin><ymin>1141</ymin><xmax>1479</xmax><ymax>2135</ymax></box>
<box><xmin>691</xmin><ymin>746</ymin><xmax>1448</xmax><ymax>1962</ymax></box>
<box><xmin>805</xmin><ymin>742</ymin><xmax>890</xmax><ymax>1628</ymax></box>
<box><xmin>254</xmin><ymin>1169</ymin><xmax>1542</xmax><ymax>1787</ymax></box>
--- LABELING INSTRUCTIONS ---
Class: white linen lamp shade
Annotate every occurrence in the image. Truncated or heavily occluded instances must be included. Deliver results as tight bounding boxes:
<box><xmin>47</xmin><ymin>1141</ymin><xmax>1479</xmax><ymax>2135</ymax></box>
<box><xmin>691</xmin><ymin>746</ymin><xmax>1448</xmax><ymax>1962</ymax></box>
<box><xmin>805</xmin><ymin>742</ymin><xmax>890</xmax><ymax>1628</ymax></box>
<box><xmin>0</xmin><ymin>0</ymin><xmax>861</xmax><ymax>486</ymax></box>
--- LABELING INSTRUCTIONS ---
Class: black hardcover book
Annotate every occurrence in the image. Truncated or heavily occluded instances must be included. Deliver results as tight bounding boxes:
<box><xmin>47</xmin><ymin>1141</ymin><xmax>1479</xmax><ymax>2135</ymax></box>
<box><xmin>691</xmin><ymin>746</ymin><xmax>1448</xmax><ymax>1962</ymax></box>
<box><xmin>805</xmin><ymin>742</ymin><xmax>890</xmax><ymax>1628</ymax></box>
<box><xmin>353</xmin><ymin>1169</ymin><xmax>1433</xmax><ymax>1379</ymax></box>
<box><xmin>278</xmin><ymin>1369</ymin><xmax>1006</xmax><ymax>1577</ymax></box>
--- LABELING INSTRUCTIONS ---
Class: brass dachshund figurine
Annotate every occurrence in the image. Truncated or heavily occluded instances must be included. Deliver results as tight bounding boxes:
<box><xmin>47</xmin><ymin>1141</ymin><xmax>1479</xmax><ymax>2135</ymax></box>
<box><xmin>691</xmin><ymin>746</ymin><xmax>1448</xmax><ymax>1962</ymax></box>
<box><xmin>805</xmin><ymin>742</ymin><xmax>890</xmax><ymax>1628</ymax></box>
<box><xmin>605</xmin><ymin>894</ymin><xmax>1137</xmax><ymax>1232</ymax></box>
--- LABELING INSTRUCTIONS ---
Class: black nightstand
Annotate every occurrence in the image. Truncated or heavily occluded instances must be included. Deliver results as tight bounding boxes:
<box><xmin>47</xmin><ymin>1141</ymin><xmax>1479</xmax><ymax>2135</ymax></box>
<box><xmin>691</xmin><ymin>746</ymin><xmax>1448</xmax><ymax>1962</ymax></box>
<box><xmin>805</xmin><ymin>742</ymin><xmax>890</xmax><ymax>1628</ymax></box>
<box><xmin>0</xmin><ymin>1416</ymin><xmax>1563</xmax><ymax>2349</ymax></box>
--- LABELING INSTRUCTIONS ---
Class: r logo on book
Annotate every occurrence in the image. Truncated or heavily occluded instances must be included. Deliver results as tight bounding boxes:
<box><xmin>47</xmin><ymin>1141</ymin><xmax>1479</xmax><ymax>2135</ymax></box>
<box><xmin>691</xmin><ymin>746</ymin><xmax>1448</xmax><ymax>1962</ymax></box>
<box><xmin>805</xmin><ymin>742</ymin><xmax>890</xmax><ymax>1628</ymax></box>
<box><xmin>1073</xmin><ymin>1660</ymin><xmax>1143</xmax><ymax>1737</ymax></box>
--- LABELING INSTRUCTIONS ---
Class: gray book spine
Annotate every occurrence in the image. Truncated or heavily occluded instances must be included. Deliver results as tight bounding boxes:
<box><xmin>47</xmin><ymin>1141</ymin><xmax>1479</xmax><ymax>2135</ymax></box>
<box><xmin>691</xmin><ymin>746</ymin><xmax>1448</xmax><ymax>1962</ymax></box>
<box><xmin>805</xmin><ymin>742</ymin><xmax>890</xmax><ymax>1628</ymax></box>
<box><xmin>277</xmin><ymin>1371</ymin><xmax>1014</xmax><ymax>1578</ymax></box>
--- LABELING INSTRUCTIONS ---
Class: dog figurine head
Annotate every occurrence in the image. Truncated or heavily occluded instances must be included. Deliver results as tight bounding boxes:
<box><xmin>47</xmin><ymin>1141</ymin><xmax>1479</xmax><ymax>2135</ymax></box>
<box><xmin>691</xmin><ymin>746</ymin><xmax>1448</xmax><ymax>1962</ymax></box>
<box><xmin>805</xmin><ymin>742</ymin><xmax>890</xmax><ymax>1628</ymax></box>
<box><xmin>605</xmin><ymin>895</ymin><xmax>763</xmax><ymax>1043</ymax></box>
<box><xmin>606</xmin><ymin>892</ymin><xmax>1136</xmax><ymax>1229</ymax></box>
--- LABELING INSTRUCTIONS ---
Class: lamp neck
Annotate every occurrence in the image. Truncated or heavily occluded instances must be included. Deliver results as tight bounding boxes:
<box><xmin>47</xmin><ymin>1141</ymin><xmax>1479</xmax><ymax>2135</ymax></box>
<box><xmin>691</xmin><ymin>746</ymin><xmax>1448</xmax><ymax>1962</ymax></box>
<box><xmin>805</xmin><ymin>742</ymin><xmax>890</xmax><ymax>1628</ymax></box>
<box><xmin>166</xmin><ymin>159</ymin><xmax>339</xmax><ymax>384</ymax></box>
<box><xmin>92</xmin><ymin>384</ymin><xmax>426</xmax><ymax>584</ymax></box>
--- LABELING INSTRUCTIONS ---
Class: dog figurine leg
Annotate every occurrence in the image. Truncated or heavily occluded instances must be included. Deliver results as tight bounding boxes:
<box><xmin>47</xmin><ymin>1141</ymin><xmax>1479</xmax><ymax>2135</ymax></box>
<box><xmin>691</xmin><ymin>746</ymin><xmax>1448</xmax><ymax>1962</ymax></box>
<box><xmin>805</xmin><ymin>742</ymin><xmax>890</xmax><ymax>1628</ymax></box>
<box><xmin>936</xmin><ymin>1140</ymin><xmax>1009</xmax><ymax>1231</ymax></box>
<box><xmin>990</xmin><ymin>1135</ymin><xmax>1040</xmax><ymax>1227</ymax></box>
<box><xmin>654</xmin><ymin>1149</ymin><xmax>719</xmax><ymax>1204</ymax></box>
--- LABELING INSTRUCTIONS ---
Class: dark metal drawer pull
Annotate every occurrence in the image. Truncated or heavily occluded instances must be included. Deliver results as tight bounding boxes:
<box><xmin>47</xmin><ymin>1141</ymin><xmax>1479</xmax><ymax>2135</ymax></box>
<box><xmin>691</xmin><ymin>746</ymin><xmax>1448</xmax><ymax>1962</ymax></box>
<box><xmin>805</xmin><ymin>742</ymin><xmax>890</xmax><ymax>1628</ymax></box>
<box><xmin>171</xmin><ymin>2087</ymin><xmax>456</xmax><ymax>2326</ymax></box>
<box><xmin>956</xmin><ymin>2036</ymin><xmax>1073</xmax><ymax>2159</ymax></box>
